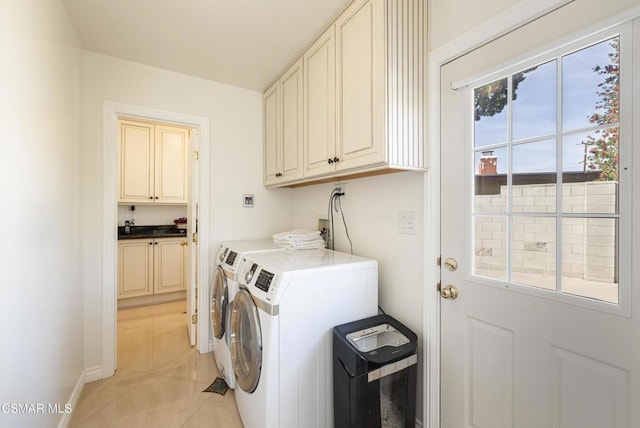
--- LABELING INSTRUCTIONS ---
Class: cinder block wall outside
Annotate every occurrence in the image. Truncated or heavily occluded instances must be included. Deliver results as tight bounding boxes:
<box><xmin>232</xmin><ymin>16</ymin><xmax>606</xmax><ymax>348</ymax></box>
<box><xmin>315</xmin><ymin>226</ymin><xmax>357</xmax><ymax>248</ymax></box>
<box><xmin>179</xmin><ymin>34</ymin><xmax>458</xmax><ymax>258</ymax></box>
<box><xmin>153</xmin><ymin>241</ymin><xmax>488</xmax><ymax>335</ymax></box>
<box><xmin>474</xmin><ymin>181</ymin><xmax>617</xmax><ymax>283</ymax></box>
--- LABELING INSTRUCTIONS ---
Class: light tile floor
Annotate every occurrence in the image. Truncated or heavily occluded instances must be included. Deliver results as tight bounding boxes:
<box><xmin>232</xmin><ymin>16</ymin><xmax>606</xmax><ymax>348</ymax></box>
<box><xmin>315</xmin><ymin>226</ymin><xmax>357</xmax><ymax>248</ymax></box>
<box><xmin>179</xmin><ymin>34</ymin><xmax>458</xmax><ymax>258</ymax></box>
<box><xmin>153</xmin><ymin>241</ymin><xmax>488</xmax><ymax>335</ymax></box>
<box><xmin>69</xmin><ymin>301</ymin><xmax>243</xmax><ymax>427</ymax></box>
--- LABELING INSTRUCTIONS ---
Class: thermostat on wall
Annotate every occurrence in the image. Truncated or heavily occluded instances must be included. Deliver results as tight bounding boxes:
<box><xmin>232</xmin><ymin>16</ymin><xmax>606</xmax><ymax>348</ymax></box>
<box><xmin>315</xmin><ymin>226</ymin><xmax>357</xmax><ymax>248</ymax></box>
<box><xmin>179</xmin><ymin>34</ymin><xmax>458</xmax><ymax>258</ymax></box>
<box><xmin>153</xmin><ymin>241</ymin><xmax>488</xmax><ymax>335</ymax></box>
<box><xmin>243</xmin><ymin>194</ymin><xmax>254</xmax><ymax>207</ymax></box>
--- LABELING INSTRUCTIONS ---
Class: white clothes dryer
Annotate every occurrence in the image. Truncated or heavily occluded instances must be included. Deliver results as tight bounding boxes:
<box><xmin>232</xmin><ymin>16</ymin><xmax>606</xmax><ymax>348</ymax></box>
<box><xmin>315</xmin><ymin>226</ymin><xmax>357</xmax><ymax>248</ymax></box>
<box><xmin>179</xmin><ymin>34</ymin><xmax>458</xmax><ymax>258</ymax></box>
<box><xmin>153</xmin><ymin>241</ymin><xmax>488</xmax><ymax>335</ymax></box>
<box><xmin>228</xmin><ymin>249</ymin><xmax>378</xmax><ymax>428</ymax></box>
<box><xmin>211</xmin><ymin>239</ymin><xmax>282</xmax><ymax>389</ymax></box>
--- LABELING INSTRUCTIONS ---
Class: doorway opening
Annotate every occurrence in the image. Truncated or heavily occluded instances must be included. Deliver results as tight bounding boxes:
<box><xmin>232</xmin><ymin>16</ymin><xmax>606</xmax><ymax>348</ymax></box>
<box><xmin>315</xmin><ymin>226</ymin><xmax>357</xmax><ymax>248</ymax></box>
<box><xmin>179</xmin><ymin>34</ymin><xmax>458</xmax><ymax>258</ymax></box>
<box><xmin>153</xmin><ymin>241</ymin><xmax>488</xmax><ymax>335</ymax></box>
<box><xmin>102</xmin><ymin>102</ymin><xmax>211</xmax><ymax>379</ymax></box>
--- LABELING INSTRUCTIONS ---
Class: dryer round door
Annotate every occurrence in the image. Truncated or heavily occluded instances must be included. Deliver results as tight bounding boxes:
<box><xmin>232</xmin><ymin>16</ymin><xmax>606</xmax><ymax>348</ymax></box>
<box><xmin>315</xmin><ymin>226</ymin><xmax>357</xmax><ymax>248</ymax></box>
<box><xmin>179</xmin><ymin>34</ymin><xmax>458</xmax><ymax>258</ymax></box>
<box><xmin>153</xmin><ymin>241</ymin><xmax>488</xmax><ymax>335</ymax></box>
<box><xmin>229</xmin><ymin>288</ymin><xmax>262</xmax><ymax>393</ymax></box>
<box><xmin>210</xmin><ymin>266</ymin><xmax>228</xmax><ymax>339</ymax></box>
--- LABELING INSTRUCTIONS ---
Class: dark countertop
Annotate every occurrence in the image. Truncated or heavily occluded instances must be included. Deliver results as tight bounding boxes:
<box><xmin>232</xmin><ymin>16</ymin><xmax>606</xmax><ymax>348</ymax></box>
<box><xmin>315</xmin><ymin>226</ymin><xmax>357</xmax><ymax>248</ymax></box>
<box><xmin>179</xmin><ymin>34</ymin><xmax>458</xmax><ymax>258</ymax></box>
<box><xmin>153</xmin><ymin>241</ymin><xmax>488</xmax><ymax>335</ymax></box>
<box><xmin>118</xmin><ymin>224</ymin><xmax>188</xmax><ymax>240</ymax></box>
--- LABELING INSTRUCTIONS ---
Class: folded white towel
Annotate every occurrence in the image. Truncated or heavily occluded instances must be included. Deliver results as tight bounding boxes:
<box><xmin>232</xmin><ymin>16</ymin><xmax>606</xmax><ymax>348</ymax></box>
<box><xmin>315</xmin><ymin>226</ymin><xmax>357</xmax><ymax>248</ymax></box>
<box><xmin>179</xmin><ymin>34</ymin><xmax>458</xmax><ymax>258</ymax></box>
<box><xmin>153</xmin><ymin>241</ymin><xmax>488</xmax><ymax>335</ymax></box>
<box><xmin>275</xmin><ymin>241</ymin><xmax>326</xmax><ymax>250</ymax></box>
<box><xmin>272</xmin><ymin>229</ymin><xmax>320</xmax><ymax>241</ymax></box>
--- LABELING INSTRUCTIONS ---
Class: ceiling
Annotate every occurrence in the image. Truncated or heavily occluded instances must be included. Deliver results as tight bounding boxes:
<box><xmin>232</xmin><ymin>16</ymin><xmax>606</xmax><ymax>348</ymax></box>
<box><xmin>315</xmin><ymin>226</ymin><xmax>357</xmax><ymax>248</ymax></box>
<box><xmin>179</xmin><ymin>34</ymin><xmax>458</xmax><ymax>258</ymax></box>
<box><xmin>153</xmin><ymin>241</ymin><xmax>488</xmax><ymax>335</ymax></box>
<box><xmin>62</xmin><ymin>0</ymin><xmax>351</xmax><ymax>91</ymax></box>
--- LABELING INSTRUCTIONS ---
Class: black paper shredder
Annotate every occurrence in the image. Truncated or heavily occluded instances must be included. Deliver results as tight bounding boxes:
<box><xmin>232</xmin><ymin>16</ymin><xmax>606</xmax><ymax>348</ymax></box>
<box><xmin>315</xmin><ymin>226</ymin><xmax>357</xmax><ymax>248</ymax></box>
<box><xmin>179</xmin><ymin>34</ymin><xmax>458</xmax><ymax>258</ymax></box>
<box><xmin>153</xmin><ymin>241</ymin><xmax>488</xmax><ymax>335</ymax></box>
<box><xmin>333</xmin><ymin>314</ymin><xmax>417</xmax><ymax>428</ymax></box>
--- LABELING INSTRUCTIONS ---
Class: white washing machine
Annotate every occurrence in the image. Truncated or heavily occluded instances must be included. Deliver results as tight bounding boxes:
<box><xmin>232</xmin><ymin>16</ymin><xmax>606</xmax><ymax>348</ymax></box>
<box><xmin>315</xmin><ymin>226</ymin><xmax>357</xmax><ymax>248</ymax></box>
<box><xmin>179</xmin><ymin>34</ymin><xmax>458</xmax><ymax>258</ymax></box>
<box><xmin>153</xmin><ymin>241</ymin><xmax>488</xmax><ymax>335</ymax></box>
<box><xmin>228</xmin><ymin>249</ymin><xmax>378</xmax><ymax>428</ymax></box>
<box><xmin>211</xmin><ymin>239</ymin><xmax>282</xmax><ymax>389</ymax></box>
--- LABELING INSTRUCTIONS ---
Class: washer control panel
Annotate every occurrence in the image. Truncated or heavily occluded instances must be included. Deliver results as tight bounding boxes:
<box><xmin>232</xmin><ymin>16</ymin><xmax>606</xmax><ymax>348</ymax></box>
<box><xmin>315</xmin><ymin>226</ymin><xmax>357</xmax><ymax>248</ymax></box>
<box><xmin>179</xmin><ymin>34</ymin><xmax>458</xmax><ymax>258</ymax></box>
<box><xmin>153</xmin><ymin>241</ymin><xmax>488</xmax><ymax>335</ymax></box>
<box><xmin>225</xmin><ymin>250</ymin><xmax>238</xmax><ymax>267</ymax></box>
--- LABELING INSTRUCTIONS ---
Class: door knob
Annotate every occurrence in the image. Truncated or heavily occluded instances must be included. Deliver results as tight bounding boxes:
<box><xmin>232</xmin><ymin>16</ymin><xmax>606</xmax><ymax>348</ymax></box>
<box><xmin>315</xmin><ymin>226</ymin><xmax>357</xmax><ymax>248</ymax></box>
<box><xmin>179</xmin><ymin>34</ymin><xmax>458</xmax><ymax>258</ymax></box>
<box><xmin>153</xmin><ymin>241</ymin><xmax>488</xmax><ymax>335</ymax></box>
<box><xmin>440</xmin><ymin>285</ymin><xmax>458</xmax><ymax>300</ymax></box>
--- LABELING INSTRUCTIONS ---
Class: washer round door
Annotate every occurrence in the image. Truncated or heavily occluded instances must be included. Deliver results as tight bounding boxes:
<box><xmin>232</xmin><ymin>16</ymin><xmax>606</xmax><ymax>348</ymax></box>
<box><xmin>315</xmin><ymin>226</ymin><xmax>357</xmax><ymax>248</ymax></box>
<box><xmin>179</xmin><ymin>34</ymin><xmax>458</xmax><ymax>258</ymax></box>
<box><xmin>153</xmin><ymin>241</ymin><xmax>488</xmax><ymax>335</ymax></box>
<box><xmin>229</xmin><ymin>288</ymin><xmax>262</xmax><ymax>393</ymax></box>
<box><xmin>210</xmin><ymin>266</ymin><xmax>228</xmax><ymax>340</ymax></box>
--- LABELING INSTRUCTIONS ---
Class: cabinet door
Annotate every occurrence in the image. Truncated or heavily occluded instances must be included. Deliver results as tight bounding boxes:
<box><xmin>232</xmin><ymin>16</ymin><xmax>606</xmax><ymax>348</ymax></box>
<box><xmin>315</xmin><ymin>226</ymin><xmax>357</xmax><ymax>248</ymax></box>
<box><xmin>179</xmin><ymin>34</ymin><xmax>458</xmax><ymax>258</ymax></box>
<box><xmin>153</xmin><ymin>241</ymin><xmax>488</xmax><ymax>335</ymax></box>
<box><xmin>118</xmin><ymin>240</ymin><xmax>153</xmax><ymax>298</ymax></box>
<box><xmin>155</xmin><ymin>125</ymin><xmax>189</xmax><ymax>204</ymax></box>
<box><xmin>118</xmin><ymin>120</ymin><xmax>154</xmax><ymax>203</ymax></box>
<box><xmin>280</xmin><ymin>59</ymin><xmax>304</xmax><ymax>182</ymax></box>
<box><xmin>304</xmin><ymin>27</ymin><xmax>336</xmax><ymax>178</ymax></box>
<box><xmin>263</xmin><ymin>81</ymin><xmax>280</xmax><ymax>186</ymax></box>
<box><xmin>153</xmin><ymin>238</ymin><xmax>186</xmax><ymax>294</ymax></box>
<box><xmin>335</xmin><ymin>0</ymin><xmax>385</xmax><ymax>170</ymax></box>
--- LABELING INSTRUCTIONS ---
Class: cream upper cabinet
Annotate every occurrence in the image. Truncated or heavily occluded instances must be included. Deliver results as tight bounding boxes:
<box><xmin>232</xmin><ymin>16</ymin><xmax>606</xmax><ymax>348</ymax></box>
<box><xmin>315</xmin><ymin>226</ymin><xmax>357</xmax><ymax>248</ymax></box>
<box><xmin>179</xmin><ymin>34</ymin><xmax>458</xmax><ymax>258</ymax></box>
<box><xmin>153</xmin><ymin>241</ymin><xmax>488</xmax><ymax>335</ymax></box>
<box><xmin>117</xmin><ymin>237</ymin><xmax>186</xmax><ymax>299</ymax></box>
<box><xmin>118</xmin><ymin>120</ymin><xmax>154</xmax><ymax>202</ymax></box>
<box><xmin>265</xmin><ymin>0</ymin><xmax>426</xmax><ymax>188</ymax></box>
<box><xmin>303</xmin><ymin>26</ymin><xmax>336</xmax><ymax>177</ymax></box>
<box><xmin>263</xmin><ymin>59</ymin><xmax>304</xmax><ymax>186</ymax></box>
<box><xmin>334</xmin><ymin>0</ymin><xmax>386</xmax><ymax>171</ymax></box>
<box><xmin>118</xmin><ymin>119</ymin><xmax>189</xmax><ymax>204</ymax></box>
<box><xmin>263</xmin><ymin>83</ymin><xmax>280</xmax><ymax>186</ymax></box>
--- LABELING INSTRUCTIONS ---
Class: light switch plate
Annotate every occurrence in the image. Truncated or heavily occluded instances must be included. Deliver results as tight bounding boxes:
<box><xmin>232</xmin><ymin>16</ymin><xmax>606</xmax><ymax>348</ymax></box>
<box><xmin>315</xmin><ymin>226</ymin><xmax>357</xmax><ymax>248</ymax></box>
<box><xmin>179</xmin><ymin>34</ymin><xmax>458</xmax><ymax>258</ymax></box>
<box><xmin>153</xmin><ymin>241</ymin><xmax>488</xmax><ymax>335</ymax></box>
<box><xmin>399</xmin><ymin>211</ymin><xmax>417</xmax><ymax>234</ymax></box>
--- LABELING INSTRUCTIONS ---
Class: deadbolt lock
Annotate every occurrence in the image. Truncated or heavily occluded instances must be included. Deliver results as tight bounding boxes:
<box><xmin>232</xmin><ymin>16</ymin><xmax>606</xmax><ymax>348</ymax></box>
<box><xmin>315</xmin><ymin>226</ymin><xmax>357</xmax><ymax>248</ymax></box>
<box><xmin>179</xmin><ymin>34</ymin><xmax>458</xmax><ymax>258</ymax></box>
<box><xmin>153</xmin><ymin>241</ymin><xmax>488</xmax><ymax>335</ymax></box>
<box><xmin>444</xmin><ymin>258</ymin><xmax>458</xmax><ymax>271</ymax></box>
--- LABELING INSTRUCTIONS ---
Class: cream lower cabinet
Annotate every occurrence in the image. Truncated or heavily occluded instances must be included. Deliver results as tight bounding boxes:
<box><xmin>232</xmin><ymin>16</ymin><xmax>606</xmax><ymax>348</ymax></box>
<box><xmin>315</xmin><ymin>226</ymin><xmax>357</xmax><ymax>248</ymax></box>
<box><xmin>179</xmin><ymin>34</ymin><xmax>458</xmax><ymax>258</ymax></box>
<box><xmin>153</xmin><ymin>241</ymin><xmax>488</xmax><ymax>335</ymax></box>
<box><xmin>118</xmin><ymin>238</ymin><xmax>186</xmax><ymax>299</ymax></box>
<box><xmin>118</xmin><ymin>119</ymin><xmax>189</xmax><ymax>204</ymax></box>
<box><xmin>153</xmin><ymin>238</ymin><xmax>186</xmax><ymax>294</ymax></box>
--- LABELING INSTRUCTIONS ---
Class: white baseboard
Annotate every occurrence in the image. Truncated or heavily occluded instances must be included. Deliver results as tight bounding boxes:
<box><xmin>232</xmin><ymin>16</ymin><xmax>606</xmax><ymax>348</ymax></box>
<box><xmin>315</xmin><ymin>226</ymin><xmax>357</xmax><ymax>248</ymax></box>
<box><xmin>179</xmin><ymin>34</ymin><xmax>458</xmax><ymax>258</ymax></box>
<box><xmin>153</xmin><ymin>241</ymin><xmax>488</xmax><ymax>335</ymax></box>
<box><xmin>84</xmin><ymin>366</ymin><xmax>104</xmax><ymax>383</ymax></box>
<box><xmin>57</xmin><ymin>370</ymin><xmax>85</xmax><ymax>428</ymax></box>
<box><xmin>117</xmin><ymin>292</ymin><xmax>186</xmax><ymax>309</ymax></box>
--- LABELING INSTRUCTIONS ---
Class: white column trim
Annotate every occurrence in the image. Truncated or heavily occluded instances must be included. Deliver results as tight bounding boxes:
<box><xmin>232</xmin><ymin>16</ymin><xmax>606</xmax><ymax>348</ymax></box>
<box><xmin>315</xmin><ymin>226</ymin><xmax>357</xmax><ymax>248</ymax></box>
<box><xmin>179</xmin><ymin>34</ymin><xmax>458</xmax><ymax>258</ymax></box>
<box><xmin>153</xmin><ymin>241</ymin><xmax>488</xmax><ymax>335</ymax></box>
<box><xmin>102</xmin><ymin>101</ymin><xmax>211</xmax><ymax>378</ymax></box>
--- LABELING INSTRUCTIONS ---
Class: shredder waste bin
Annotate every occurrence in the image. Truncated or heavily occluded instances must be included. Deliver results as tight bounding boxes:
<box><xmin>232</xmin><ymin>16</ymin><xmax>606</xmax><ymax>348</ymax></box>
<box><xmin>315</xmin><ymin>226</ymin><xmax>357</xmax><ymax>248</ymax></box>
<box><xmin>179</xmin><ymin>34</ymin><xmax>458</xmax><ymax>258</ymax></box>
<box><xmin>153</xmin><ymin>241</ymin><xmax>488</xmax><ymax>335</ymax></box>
<box><xmin>333</xmin><ymin>314</ymin><xmax>417</xmax><ymax>428</ymax></box>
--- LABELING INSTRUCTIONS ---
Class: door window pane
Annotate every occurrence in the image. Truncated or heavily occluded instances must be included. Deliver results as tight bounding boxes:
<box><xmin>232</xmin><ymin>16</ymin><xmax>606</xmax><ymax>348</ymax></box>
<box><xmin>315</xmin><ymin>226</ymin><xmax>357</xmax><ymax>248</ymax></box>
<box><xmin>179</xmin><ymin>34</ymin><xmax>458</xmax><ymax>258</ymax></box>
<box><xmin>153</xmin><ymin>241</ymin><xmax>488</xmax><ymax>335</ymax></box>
<box><xmin>473</xmin><ymin>216</ymin><xmax>507</xmax><ymax>281</ymax></box>
<box><xmin>512</xmin><ymin>61</ymin><xmax>557</xmax><ymax>140</ymax></box>
<box><xmin>563</xmin><ymin>37</ymin><xmax>619</xmax><ymax>132</ymax></box>
<box><xmin>474</xmin><ymin>78</ymin><xmax>508</xmax><ymax>147</ymax></box>
<box><xmin>511</xmin><ymin>217</ymin><xmax>556</xmax><ymax>290</ymax></box>
<box><xmin>512</xmin><ymin>139</ymin><xmax>557</xmax><ymax>213</ymax></box>
<box><xmin>562</xmin><ymin>130</ymin><xmax>618</xmax><ymax>214</ymax></box>
<box><xmin>561</xmin><ymin>218</ymin><xmax>618</xmax><ymax>304</ymax></box>
<box><xmin>474</xmin><ymin>148</ymin><xmax>507</xmax><ymax>213</ymax></box>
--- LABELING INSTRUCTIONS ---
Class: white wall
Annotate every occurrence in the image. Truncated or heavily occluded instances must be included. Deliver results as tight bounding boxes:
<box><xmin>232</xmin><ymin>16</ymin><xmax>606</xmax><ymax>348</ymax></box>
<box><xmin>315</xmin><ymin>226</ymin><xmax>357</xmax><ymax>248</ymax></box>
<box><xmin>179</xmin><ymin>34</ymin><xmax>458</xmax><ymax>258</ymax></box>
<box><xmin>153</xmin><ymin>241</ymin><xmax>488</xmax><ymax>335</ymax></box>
<box><xmin>0</xmin><ymin>0</ymin><xmax>83</xmax><ymax>426</ymax></box>
<box><xmin>429</xmin><ymin>0</ymin><xmax>519</xmax><ymax>50</ymax></box>
<box><xmin>82</xmin><ymin>52</ymin><xmax>293</xmax><ymax>372</ymax></box>
<box><xmin>290</xmin><ymin>171</ymin><xmax>425</xmax><ymax>419</ymax></box>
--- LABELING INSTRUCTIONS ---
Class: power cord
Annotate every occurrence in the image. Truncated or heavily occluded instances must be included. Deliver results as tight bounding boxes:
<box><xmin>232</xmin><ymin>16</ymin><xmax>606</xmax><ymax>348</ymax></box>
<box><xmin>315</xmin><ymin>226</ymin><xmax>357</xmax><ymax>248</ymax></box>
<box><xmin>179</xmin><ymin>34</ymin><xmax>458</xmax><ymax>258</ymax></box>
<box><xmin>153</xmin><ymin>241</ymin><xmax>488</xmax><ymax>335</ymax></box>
<box><xmin>326</xmin><ymin>188</ymin><xmax>340</xmax><ymax>250</ymax></box>
<box><xmin>326</xmin><ymin>188</ymin><xmax>353</xmax><ymax>254</ymax></box>
<box><xmin>336</xmin><ymin>195</ymin><xmax>353</xmax><ymax>254</ymax></box>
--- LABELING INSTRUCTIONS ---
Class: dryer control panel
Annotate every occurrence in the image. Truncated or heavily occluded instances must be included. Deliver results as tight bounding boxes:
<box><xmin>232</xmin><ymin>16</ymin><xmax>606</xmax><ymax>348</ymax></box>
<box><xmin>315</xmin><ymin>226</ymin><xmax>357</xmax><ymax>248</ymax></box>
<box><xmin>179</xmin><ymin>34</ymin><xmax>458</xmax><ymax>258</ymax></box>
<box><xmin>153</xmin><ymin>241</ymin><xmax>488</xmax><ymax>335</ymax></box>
<box><xmin>255</xmin><ymin>270</ymin><xmax>275</xmax><ymax>292</ymax></box>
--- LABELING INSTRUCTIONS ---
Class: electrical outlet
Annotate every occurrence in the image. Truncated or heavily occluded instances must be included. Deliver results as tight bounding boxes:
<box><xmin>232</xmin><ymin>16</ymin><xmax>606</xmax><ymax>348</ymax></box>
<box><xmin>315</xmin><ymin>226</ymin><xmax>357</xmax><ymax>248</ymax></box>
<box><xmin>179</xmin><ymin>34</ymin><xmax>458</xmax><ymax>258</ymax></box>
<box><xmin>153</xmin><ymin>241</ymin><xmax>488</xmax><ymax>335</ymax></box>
<box><xmin>334</xmin><ymin>183</ymin><xmax>347</xmax><ymax>200</ymax></box>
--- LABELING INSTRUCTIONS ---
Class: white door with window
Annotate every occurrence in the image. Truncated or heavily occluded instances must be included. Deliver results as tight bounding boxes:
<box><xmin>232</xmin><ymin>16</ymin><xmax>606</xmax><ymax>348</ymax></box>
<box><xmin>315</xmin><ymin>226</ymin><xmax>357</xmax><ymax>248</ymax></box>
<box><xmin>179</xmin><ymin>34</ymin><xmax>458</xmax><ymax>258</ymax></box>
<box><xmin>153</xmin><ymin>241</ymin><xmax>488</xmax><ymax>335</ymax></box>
<box><xmin>440</xmin><ymin>15</ymin><xmax>640</xmax><ymax>428</ymax></box>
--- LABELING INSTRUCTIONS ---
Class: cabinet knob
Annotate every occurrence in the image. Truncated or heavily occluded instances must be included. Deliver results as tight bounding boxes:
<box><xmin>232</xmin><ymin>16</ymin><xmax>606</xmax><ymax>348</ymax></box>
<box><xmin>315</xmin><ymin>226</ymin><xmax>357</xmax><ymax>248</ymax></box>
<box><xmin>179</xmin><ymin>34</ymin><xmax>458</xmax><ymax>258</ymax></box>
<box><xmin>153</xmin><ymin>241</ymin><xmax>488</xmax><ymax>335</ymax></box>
<box><xmin>333</xmin><ymin>157</ymin><xmax>340</xmax><ymax>163</ymax></box>
<box><xmin>180</xmin><ymin>241</ymin><xmax>188</xmax><ymax>247</ymax></box>
<box><xmin>149</xmin><ymin>242</ymin><xmax>153</xmax><ymax>245</ymax></box>
<box><xmin>155</xmin><ymin>196</ymin><xmax>158</xmax><ymax>199</ymax></box>
<box><xmin>327</xmin><ymin>159</ymin><xmax>334</xmax><ymax>164</ymax></box>
<box><xmin>149</xmin><ymin>196</ymin><xmax>153</xmax><ymax>199</ymax></box>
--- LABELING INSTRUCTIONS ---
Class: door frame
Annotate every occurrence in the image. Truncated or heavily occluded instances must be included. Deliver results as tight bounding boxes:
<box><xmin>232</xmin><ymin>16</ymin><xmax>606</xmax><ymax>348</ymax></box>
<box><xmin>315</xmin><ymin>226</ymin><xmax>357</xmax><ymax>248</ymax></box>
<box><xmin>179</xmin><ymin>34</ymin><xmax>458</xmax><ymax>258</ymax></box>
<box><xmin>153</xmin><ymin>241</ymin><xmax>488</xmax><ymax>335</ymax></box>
<box><xmin>102</xmin><ymin>101</ymin><xmax>211</xmax><ymax>378</ymax></box>
<box><xmin>422</xmin><ymin>1</ymin><xmax>640</xmax><ymax>426</ymax></box>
